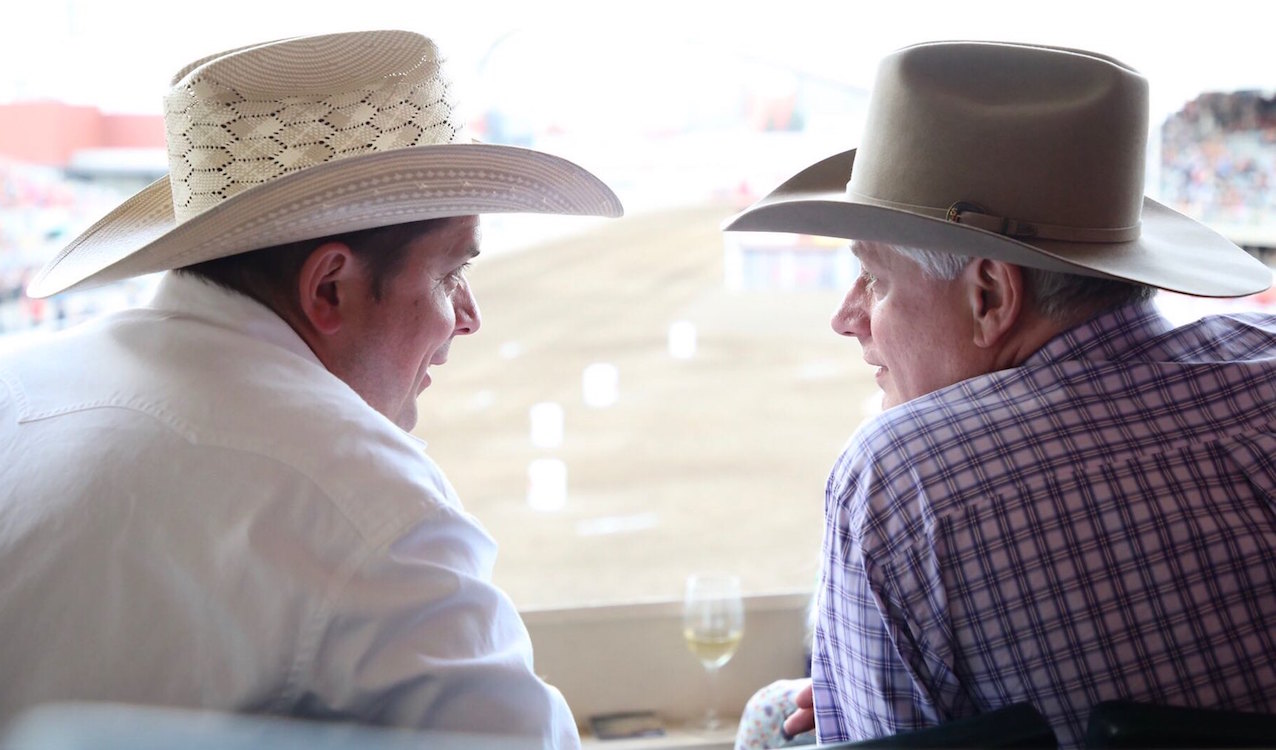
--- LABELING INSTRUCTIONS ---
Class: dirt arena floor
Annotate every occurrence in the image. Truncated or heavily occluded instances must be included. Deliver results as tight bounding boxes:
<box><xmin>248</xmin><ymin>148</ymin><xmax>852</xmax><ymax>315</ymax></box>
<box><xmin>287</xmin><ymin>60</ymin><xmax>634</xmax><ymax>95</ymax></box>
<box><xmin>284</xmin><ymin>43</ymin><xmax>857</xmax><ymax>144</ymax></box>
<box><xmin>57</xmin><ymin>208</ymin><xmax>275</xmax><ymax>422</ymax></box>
<box><xmin>414</xmin><ymin>199</ymin><xmax>882</xmax><ymax>610</ymax></box>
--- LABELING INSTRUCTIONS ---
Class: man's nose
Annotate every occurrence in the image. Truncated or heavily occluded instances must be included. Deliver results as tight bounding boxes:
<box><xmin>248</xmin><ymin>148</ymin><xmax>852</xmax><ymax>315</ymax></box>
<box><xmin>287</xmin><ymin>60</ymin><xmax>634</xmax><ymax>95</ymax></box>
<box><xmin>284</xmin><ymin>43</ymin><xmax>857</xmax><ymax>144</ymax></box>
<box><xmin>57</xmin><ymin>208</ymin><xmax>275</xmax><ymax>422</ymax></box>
<box><xmin>831</xmin><ymin>282</ymin><xmax>869</xmax><ymax>338</ymax></box>
<box><xmin>455</xmin><ymin>282</ymin><xmax>481</xmax><ymax>335</ymax></box>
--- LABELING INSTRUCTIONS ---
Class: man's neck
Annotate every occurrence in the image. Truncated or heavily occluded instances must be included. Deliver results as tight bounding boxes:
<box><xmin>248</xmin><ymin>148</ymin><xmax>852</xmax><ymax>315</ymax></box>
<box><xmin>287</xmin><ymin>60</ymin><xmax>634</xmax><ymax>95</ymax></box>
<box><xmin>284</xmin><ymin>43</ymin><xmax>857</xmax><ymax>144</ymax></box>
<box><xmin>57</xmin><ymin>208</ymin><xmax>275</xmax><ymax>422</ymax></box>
<box><xmin>992</xmin><ymin>308</ymin><xmax>1076</xmax><ymax>372</ymax></box>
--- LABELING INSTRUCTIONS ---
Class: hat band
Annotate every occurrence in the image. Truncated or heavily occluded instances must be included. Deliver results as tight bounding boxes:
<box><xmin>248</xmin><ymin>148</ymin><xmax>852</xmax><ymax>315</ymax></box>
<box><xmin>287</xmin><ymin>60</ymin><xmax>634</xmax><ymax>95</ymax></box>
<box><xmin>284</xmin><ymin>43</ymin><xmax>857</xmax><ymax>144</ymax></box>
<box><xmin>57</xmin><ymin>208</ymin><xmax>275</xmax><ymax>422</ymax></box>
<box><xmin>848</xmin><ymin>191</ymin><xmax>1141</xmax><ymax>243</ymax></box>
<box><xmin>945</xmin><ymin>201</ymin><xmax>1140</xmax><ymax>242</ymax></box>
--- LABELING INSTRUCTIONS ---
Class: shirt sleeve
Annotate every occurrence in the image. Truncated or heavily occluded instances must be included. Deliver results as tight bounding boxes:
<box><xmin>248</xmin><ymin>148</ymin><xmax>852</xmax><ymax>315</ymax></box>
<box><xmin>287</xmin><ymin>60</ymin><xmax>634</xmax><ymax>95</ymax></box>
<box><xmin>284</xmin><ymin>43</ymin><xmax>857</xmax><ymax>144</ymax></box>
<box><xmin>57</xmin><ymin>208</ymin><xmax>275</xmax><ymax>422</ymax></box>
<box><xmin>813</xmin><ymin>430</ymin><xmax>977</xmax><ymax>743</ymax></box>
<box><xmin>292</xmin><ymin>502</ymin><xmax>579</xmax><ymax>750</ymax></box>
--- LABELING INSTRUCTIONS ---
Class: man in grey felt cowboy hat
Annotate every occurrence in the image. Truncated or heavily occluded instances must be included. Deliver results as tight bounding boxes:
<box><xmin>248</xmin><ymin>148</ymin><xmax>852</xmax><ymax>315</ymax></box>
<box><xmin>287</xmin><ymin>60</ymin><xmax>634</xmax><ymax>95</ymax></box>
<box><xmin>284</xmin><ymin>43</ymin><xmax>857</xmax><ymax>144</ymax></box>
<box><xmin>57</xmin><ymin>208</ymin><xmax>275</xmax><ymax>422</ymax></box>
<box><xmin>0</xmin><ymin>30</ymin><xmax>621</xmax><ymax>747</ymax></box>
<box><xmin>725</xmin><ymin>41</ymin><xmax>1276</xmax><ymax>748</ymax></box>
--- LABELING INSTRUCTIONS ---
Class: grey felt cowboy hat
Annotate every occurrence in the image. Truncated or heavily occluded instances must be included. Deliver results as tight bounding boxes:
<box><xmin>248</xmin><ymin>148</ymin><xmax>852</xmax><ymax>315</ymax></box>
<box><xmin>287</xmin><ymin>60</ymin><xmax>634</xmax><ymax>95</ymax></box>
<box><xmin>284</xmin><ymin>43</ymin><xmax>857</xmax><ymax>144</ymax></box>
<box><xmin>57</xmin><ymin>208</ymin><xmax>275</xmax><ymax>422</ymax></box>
<box><xmin>27</xmin><ymin>29</ymin><xmax>623</xmax><ymax>298</ymax></box>
<box><xmin>723</xmin><ymin>40</ymin><xmax>1272</xmax><ymax>298</ymax></box>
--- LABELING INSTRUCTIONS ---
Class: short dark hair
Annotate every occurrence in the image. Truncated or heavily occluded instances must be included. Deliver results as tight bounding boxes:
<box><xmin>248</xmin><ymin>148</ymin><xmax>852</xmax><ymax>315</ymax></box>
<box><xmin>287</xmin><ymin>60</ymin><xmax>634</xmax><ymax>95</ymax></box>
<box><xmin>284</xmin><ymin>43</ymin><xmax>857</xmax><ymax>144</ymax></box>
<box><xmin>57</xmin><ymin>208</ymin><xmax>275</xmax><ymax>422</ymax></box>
<box><xmin>177</xmin><ymin>218</ymin><xmax>450</xmax><ymax>320</ymax></box>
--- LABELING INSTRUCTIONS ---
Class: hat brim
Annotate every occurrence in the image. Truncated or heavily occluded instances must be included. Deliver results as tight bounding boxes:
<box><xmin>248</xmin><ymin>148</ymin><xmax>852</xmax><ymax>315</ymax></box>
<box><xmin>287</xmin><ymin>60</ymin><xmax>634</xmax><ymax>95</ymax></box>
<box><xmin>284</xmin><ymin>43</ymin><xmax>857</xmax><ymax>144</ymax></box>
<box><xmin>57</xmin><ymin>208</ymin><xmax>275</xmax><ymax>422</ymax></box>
<box><xmin>723</xmin><ymin>149</ymin><xmax>1272</xmax><ymax>298</ymax></box>
<box><xmin>28</xmin><ymin>143</ymin><xmax>623</xmax><ymax>298</ymax></box>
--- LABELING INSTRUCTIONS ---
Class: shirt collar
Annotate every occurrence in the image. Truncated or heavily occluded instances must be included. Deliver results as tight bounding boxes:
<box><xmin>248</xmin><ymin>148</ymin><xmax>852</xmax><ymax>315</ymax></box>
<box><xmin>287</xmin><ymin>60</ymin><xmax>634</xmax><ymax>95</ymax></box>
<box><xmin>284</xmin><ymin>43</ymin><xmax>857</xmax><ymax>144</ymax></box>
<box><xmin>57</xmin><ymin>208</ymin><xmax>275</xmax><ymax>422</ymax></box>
<box><xmin>144</xmin><ymin>271</ymin><xmax>323</xmax><ymax>368</ymax></box>
<box><xmin>1023</xmin><ymin>299</ymin><xmax>1174</xmax><ymax>367</ymax></box>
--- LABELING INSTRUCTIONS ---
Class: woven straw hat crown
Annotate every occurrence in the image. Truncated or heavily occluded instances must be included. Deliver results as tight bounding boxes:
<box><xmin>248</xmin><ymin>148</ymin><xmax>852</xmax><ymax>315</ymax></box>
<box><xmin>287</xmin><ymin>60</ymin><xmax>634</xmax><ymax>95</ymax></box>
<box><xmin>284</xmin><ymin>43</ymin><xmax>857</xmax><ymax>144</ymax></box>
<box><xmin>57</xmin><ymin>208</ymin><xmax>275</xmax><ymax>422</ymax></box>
<box><xmin>27</xmin><ymin>30</ymin><xmax>621</xmax><ymax>298</ymax></box>
<box><xmin>164</xmin><ymin>31</ymin><xmax>460</xmax><ymax>224</ymax></box>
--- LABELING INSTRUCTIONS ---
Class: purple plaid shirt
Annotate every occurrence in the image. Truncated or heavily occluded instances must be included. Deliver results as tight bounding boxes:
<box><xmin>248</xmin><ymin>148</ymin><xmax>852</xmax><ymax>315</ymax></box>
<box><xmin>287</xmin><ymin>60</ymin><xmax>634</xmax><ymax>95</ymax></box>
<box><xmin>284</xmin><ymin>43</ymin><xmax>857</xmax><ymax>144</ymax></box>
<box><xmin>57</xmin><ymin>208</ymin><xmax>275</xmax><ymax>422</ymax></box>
<box><xmin>813</xmin><ymin>300</ymin><xmax>1276</xmax><ymax>748</ymax></box>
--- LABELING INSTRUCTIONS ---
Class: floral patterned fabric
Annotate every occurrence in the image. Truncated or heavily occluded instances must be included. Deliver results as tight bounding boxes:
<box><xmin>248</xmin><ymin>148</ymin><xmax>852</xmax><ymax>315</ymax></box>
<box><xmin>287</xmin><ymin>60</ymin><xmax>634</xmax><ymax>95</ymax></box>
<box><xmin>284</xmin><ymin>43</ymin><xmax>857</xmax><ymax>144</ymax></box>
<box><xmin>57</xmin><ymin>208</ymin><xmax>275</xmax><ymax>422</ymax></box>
<box><xmin>734</xmin><ymin>678</ymin><xmax>814</xmax><ymax>749</ymax></box>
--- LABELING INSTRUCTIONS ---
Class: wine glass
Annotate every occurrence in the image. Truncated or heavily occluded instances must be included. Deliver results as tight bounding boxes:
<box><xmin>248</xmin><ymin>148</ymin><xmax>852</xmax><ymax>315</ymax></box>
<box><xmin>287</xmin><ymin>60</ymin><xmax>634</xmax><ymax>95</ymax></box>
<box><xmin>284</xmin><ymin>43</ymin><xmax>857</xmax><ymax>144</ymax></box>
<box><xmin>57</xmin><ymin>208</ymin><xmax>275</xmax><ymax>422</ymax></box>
<box><xmin>682</xmin><ymin>572</ymin><xmax>744</xmax><ymax>731</ymax></box>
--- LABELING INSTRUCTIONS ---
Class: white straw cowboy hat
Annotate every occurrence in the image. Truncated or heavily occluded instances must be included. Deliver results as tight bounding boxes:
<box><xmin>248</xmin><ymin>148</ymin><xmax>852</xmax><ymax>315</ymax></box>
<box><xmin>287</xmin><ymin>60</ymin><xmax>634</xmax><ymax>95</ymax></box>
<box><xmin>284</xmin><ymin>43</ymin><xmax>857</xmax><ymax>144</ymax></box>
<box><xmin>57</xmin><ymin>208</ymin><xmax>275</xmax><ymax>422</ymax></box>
<box><xmin>724</xmin><ymin>40</ymin><xmax>1272</xmax><ymax>298</ymax></box>
<box><xmin>27</xmin><ymin>29</ymin><xmax>623</xmax><ymax>298</ymax></box>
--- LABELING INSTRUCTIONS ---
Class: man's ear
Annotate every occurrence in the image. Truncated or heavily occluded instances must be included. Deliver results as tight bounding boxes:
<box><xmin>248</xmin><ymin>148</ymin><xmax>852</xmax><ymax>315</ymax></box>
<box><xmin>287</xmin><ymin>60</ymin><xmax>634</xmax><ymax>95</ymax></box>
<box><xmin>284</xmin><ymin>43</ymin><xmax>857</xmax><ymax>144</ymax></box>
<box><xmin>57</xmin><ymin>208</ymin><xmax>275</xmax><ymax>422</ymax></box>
<box><xmin>297</xmin><ymin>242</ymin><xmax>357</xmax><ymax>336</ymax></box>
<box><xmin>964</xmin><ymin>258</ymin><xmax>1024</xmax><ymax>348</ymax></box>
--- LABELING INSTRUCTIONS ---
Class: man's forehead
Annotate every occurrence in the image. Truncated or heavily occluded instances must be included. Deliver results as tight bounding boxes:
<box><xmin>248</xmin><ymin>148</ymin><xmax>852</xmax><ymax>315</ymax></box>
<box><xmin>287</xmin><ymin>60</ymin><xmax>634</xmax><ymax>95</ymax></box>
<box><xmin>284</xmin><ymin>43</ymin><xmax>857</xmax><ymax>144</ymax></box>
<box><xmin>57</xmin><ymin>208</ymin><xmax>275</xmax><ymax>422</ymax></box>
<box><xmin>403</xmin><ymin>215</ymin><xmax>480</xmax><ymax>261</ymax></box>
<box><xmin>456</xmin><ymin>219</ymin><xmax>481</xmax><ymax>258</ymax></box>
<box><xmin>850</xmin><ymin>239</ymin><xmax>888</xmax><ymax>261</ymax></box>
<box><xmin>439</xmin><ymin>215</ymin><xmax>481</xmax><ymax>253</ymax></box>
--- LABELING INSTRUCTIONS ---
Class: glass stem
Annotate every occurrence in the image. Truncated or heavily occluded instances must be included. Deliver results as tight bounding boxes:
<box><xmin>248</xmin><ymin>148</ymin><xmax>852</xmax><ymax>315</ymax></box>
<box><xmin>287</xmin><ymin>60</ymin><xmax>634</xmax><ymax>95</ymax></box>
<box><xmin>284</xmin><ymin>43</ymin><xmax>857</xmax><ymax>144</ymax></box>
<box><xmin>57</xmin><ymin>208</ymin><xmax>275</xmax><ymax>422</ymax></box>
<box><xmin>706</xmin><ymin>664</ymin><xmax>721</xmax><ymax>730</ymax></box>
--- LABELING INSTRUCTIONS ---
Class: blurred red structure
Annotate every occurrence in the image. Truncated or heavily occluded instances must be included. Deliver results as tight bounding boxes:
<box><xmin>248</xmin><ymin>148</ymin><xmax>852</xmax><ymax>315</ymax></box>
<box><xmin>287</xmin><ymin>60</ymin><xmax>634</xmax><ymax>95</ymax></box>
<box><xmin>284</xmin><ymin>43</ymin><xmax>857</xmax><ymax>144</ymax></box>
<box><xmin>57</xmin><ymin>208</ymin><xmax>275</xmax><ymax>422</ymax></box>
<box><xmin>0</xmin><ymin>102</ymin><xmax>163</xmax><ymax>167</ymax></box>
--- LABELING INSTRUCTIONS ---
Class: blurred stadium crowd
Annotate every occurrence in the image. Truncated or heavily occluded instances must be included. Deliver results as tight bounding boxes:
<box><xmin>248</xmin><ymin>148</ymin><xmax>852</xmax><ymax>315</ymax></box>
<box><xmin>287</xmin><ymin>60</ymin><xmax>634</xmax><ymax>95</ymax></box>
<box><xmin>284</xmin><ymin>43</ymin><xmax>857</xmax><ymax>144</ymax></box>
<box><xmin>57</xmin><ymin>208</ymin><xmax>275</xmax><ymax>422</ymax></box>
<box><xmin>0</xmin><ymin>162</ymin><xmax>152</xmax><ymax>338</ymax></box>
<box><xmin>1161</xmin><ymin>90</ymin><xmax>1276</xmax><ymax>231</ymax></box>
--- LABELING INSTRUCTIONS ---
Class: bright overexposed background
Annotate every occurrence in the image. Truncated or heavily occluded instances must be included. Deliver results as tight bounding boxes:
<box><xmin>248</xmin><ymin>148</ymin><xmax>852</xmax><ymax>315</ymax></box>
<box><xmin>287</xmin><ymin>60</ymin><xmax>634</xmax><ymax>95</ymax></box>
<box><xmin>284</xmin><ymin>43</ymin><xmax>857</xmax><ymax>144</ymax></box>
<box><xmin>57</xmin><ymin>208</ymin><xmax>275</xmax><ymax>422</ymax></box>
<box><xmin>4</xmin><ymin>1</ymin><xmax>1273</xmax><ymax>121</ymax></box>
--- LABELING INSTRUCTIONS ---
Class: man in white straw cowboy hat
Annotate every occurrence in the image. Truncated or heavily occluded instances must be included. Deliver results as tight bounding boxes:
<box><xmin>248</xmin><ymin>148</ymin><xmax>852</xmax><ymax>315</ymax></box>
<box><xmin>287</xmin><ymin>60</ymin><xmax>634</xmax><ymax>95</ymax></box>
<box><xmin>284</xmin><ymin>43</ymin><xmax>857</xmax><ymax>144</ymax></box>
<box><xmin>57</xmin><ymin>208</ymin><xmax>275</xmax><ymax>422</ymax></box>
<box><xmin>0</xmin><ymin>30</ymin><xmax>621</xmax><ymax>746</ymax></box>
<box><xmin>724</xmin><ymin>41</ymin><xmax>1276</xmax><ymax>748</ymax></box>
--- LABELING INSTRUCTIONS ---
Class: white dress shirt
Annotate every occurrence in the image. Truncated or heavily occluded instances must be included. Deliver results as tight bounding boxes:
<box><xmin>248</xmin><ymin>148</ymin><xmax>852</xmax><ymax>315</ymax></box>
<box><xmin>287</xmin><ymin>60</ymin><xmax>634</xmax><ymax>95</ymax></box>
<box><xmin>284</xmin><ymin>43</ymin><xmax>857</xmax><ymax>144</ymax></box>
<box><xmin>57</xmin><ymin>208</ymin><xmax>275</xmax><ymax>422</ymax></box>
<box><xmin>0</xmin><ymin>272</ymin><xmax>578</xmax><ymax>748</ymax></box>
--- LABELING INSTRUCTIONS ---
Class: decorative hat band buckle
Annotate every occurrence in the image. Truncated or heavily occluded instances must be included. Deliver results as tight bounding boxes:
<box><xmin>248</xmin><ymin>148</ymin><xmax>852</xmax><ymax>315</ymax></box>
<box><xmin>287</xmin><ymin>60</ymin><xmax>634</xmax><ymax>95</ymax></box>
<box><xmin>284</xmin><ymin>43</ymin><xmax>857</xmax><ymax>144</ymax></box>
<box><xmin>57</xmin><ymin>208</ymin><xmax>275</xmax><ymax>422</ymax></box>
<box><xmin>945</xmin><ymin>201</ymin><xmax>1039</xmax><ymax>239</ymax></box>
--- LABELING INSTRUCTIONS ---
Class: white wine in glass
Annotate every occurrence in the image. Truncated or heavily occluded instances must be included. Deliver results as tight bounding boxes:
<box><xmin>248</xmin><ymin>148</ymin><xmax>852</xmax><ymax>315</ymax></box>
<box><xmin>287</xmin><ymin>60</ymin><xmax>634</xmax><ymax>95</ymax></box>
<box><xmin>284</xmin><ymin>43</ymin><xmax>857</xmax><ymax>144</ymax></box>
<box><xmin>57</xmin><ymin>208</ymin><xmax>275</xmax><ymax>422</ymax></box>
<box><xmin>682</xmin><ymin>572</ymin><xmax>744</xmax><ymax>731</ymax></box>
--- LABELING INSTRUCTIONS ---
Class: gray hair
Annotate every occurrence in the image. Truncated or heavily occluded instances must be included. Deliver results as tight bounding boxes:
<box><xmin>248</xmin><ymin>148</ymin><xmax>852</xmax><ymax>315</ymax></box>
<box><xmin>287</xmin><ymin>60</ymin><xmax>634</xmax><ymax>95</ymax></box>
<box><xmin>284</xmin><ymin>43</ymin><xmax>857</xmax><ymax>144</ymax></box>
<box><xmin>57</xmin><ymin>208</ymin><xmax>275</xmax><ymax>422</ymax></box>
<box><xmin>879</xmin><ymin>242</ymin><xmax>1155</xmax><ymax>321</ymax></box>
